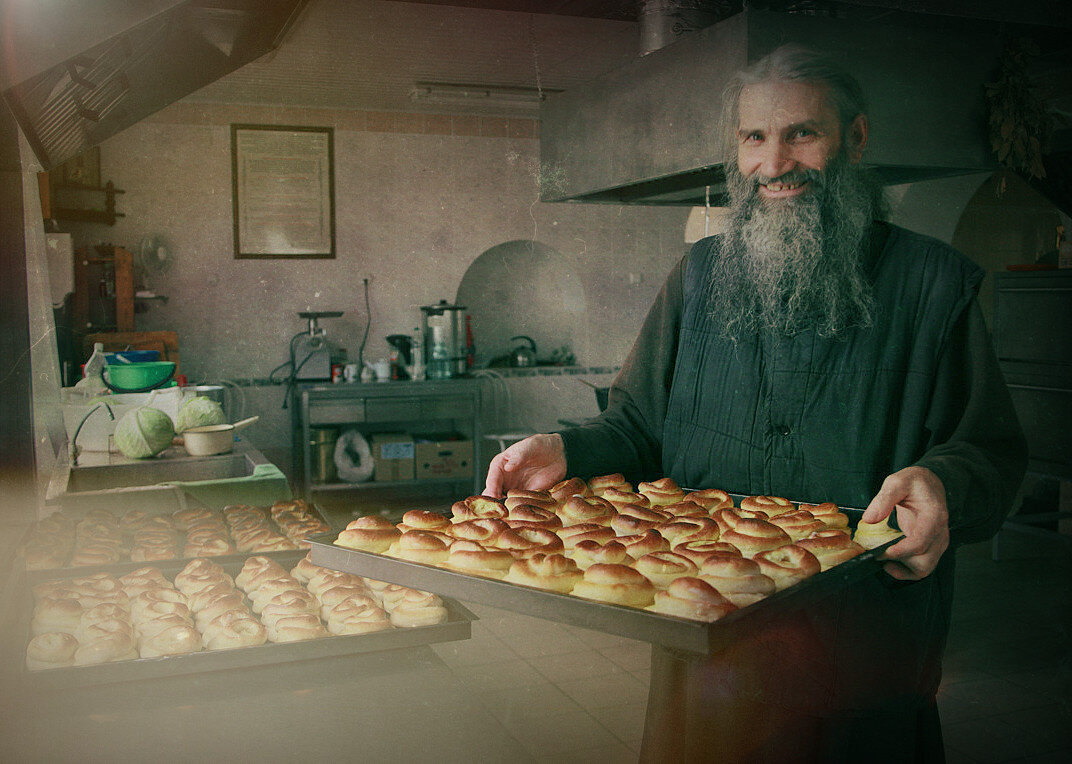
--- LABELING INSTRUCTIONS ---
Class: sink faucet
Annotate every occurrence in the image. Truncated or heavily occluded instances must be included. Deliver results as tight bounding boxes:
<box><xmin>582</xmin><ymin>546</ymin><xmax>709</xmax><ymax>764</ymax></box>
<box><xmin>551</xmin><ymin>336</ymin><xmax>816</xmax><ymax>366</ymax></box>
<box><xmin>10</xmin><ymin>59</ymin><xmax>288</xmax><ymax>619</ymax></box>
<box><xmin>70</xmin><ymin>402</ymin><xmax>114</xmax><ymax>466</ymax></box>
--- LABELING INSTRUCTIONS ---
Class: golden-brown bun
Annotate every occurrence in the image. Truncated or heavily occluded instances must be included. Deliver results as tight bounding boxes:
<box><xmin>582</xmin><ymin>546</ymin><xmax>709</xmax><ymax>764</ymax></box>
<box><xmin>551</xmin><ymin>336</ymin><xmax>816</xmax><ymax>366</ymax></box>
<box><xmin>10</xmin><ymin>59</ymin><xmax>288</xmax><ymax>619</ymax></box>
<box><xmin>493</xmin><ymin>527</ymin><xmax>563</xmax><ymax>559</ymax></box>
<box><xmin>637</xmin><ymin>477</ymin><xmax>686</xmax><ymax>507</ymax></box>
<box><xmin>290</xmin><ymin>554</ymin><xmax>323</xmax><ymax>585</ymax></box>
<box><xmin>754</xmin><ymin>545</ymin><xmax>821</xmax><ymax>590</ymax></box>
<box><xmin>266</xmin><ymin>613</ymin><xmax>328</xmax><ymax>643</ymax></box>
<box><xmin>615</xmin><ymin>529</ymin><xmax>671</xmax><ymax>558</ymax></box>
<box><xmin>651</xmin><ymin>577</ymin><xmax>737</xmax><ymax>622</ymax></box>
<box><xmin>720</xmin><ymin>515</ymin><xmax>793</xmax><ymax>558</ymax></box>
<box><xmin>588</xmin><ymin>473</ymin><xmax>631</xmax><ymax>496</ymax></box>
<box><xmin>739</xmin><ymin>495</ymin><xmax>795</xmax><ymax>516</ymax></box>
<box><xmin>445</xmin><ymin>540</ymin><xmax>514</xmax><ymax>579</ymax></box>
<box><xmin>658</xmin><ymin>517</ymin><xmax>720</xmax><ymax>546</ymax></box>
<box><xmin>610</xmin><ymin>506</ymin><xmax>667</xmax><ymax>536</ymax></box>
<box><xmin>305</xmin><ymin>568</ymin><xmax>364</xmax><ymax>597</ymax></box>
<box><xmin>853</xmin><ymin>517</ymin><xmax>903</xmax><ymax>549</ymax></box>
<box><xmin>451</xmin><ymin>495</ymin><xmax>510</xmax><ymax>521</ymax></box>
<box><xmin>602</xmin><ymin>488</ymin><xmax>651</xmax><ymax>511</ymax></box>
<box><xmin>567</xmin><ymin>539</ymin><xmax>633</xmax><ymax>570</ymax></box>
<box><xmin>557</xmin><ymin>495</ymin><xmax>616</xmax><ymax>527</ymax></box>
<box><xmin>388</xmin><ymin>531</ymin><xmax>450</xmax><ymax>565</ymax></box>
<box><xmin>571</xmin><ymin>564</ymin><xmax>656</xmax><ymax>608</ymax></box>
<box><xmin>503</xmin><ymin>553</ymin><xmax>583</xmax><ymax>593</ymax></box>
<box><xmin>73</xmin><ymin>632</ymin><xmax>139</xmax><ymax>665</ymax></box>
<box><xmin>799</xmin><ymin>502</ymin><xmax>850</xmax><ymax>529</ymax></box>
<box><xmin>334</xmin><ymin>515</ymin><xmax>401</xmax><ymax>553</ymax></box>
<box><xmin>26</xmin><ymin>632</ymin><xmax>79</xmax><ymax>670</ymax></box>
<box><xmin>699</xmin><ymin>553</ymin><xmax>776</xmax><ymax>607</ymax></box>
<box><xmin>170</xmin><ymin>506</ymin><xmax>217</xmax><ymax>530</ymax></box>
<box><xmin>504</xmin><ymin>505</ymin><xmax>563</xmax><ymax>531</ymax></box>
<box><xmin>388</xmin><ymin>590</ymin><xmax>448</xmax><ymax>628</ymax></box>
<box><xmin>767</xmin><ymin>510</ymin><xmax>826</xmax><ymax>542</ymax></box>
<box><xmin>139</xmin><ymin>624</ymin><xmax>202</xmax><ymax>658</ymax></box>
<box><xmin>31</xmin><ymin>597</ymin><xmax>84</xmax><ymax>636</ymax></box>
<box><xmin>684</xmin><ymin>488</ymin><xmax>735</xmax><ymax>511</ymax></box>
<box><xmin>397</xmin><ymin>509</ymin><xmax>452</xmax><ymax>534</ymax></box>
<box><xmin>660</xmin><ymin>501</ymin><xmax>709</xmax><ymax>519</ymax></box>
<box><xmin>672</xmin><ymin>540</ymin><xmax>741</xmax><ymax>567</ymax></box>
<box><xmin>202</xmin><ymin>610</ymin><xmax>267</xmax><ymax>650</ymax></box>
<box><xmin>450</xmin><ymin>518</ymin><xmax>509</xmax><ymax>546</ymax></box>
<box><xmin>327</xmin><ymin>600</ymin><xmax>391</xmax><ymax>635</ymax></box>
<box><xmin>797</xmin><ymin>529</ymin><xmax>865</xmax><ymax>571</ymax></box>
<box><xmin>557</xmin><ymin>523</ymin><xmax>617</xmax><ymax>549</ymax></box>
<box><xmin>548</xmin><ymin>477</ymin><xmax>590</xmax><ymax>503</ymax></box>
<box><xmin>634</xmin><ymin>551</ymin><xmax>699</xmax><ymax>588</ymax></box>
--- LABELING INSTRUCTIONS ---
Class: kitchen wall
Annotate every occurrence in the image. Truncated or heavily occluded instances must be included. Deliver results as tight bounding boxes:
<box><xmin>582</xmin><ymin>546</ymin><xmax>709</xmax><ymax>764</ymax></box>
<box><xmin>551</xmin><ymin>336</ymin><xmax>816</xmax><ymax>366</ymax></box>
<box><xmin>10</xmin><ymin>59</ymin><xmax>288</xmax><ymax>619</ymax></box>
<box><xmin>60</xmin><ymin>102</ymin><xmax>690</xmax><ymax>474</ymax></box>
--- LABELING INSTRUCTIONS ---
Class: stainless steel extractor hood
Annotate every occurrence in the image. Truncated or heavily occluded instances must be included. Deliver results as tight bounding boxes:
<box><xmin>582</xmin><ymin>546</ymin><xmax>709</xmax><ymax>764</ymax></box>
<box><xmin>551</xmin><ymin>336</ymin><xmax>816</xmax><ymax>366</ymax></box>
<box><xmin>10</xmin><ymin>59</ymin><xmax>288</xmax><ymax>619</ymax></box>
<box><xmin>538</xmin><ymin>8</ymin><xmax>1008</xmax><ymax>206</ymax></box>
<box><xmin>1</xmin><ymin>0</ymin><xmax>309</xmax><ymax>171</ymax></box>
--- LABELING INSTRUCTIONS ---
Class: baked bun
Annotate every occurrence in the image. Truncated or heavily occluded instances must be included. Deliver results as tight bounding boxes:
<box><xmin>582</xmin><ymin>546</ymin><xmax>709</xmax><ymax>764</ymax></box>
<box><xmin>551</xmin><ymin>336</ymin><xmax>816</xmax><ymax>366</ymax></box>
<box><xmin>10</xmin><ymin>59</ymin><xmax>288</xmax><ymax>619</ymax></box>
<box><xmin>658</xmin><ymin>517</ymin><xmax>720</xmax><ymax>546</ymax></box>
<box><xmin>634</xmin><ymin>551</ymin><xmax>699</xmax><ymax>589</ymax></box>
<box><xmin>651</xmin><ymin>577</ymin><xmax>737</xmax><ymax>622</ymax></box>
<box><xmin>800</xmin><ymin>502</ymin><xmax>850</xmax><ymax>529</ymax></box>
<box><xmin>699</xmin><ymin>553</ymin><xmax>776</xmax><ymax>608</ymax></box>
<box><xmin>660</xmin><ymin>501</ymin><xmax>709</xmax><ymax>519</ymax></box>
<box><xmin>119</xmin><ymin>567</ymin><xmax>171</xmax><ymax>595</ymax></box>
<box><xmin>719</xmin><ymin>515</ymin><xmax>792</xmax><ymax>558</ymax></box>
<box><xmin>557</xmin><ymin>523</ymin><xmax>617</xmax><ymax>549</ymax></box>
<box><xmin>139</xmin><ymin>624</ymin><xmax>203</xmax><ymax>658</ymax></box>
<box><xmin>740</xmin><ymin>495</ymin><xmax>795</xmax><ymax>516</ymax></box>
<box><xmin>326</xmin><ymin>600</ymin><xmax>391</xmax><ymax>635</ymax></box>
<box><xmin>290</xmin><ymin>554</ymin><xmax>323</xmax><ymax>585</ymax></box>
<box><xmin>797</xmin><ymin>529</ymin><xmax>865</xmax><ymax>570</ymax></box>
<box><xmin>26</xmin><ymin>632</ymin><xmax>79</xmax><ymax>670</ymax></box>
<box><xmin>265</xmin><ymin>613</ymin><xmax>328</xmax><ymax>643</ymax></box>
<box><xmin>504</xmin><ymin>505</ymin><xmax>563</xmax><ymax>531</ymax></box>
<box><xmin>248</xmin><ymin>579</ymin><xmax>305</xmax><ymax>614</ymax></box>
<box><xmin>235</xmin><ymin>556</ymin><xmax>289</xmax><ymax>592</ymax></box>
<box><xmin>503</xmin><ymin>490</ymin><xmax>558</xmax><ymax>513</ymax></box>
<box><xmin>558</xmin><ymin>495</ymin><xmax>616</xmax><ymax>526</ymax></box>
<box><xmin>637</xmin><ymin>477</ymin><xmax>686</xmax><ymax>507</ymax></box>
<box><xmin>753</xmin><ymin>545</ymin><xmax>821</xmax><ymax>590</ymax></box>
<box><xmin>130</xmin><ymin>588</ymin><xmax>189</xmax><ymax>623</ymax></box>
<box><xmin>202</xmin><ymin>610</ymin><xmax>267</xmax><ymax>650</ymax></box>
<box><xmin>610</xmin><ymin>506</ymin><xmax>667</xmax><ymax>536</ymax></box>
<box><xmin>397</xmin><ymin>510</ymin><xmax>452</xmax><ymax>534</ymax></box>
<box><xmin>194</xmin><ymin>593</ymin><xmax>249</xmax><ymax>630</ymax></box>
<box><xmin>767</xmin><ymin>510</ymin><xmax>826</xmax><ymax>542</ymax></box>
<box><xmin>548</xmin><ymin>477</ymin><xmax>590</xmax><ymax>503</ymax></box>
<box><xmin>602</xmin><ymin>488</ymin><xmax>651</xmax><ymax>511</ymax></box>
<box><xmin>317</xmin><ymin>585</ymin><xmax>378</xmax><ymax>620</ymax></box>
<box><xmin>306</xmin><ymin>568</ymin><xmax>364</xmax><ymax>597</ymax></box>
<box><xmin>450</xmin><ymin>518</ymin><xmax>509</xmax><ymax>546</ymax></box>
<box><xmin>494</xmin><ymin>527</ymin><xmax>564</xmax><ymax>559</ymax></box>
<box><xmin>683</xmin><ymin>488</ymin><xmax>735</xmax><ymax>511</ymax></box>
<box><xmin>451</xmin><ymin>495</ymin><xmax>510</xmax><ymax>522</ymax></box>
<box><xmin>335</xmin><ymin>516</ymin><xmax>401</xmax><ymax>554</ymax></box>
<box><xmin>853</xmin><ymin>516</ymin><xmax>903</xmax><ymax>549</ymax></box>
<box><xmin>588</xmin><ymin>473</ymin><xmax>631</xmax><ymax>496</ymax></box>
<box><xmin>134</xmin><ymin>613</ymin><xmax>194</xmax><ymax>641</ymax></box>
<box><xmin>571</xmin><ymin>564</ymin><xmax>656</xmax><ymax>608</ymax></box>
<box><xmin>388</xmin><ymin>590</ymin><xmax>448</xmax><ymax>628</ymax></box>
<box><xmin>568</xmin><ymin>539</ymin><xmax>633</xmax><ymax>569</ymax></box>
<box><xmin>446</xmin><ymin>540</ymin><xmax>514</xmax><ymax>579</ymax></box>
<box><xmin>504</xmin><ymin>553</ymin><xmax>583</xmax><ymax>593</ymax></box>
<box><xmin>616</xmin><ymin>529</ymin><xmax>671</xmax><ymax>558</ymax></box>
<box><xmin>73</xmin><ymin>632</ymin><xmax>138</xmax><ymax>665</ymax></box>
<box><xmin>31</xmin><ymin>597</ymin><xmax>83</xmax><ymax>636</ymax></box>
<box><xmin>388</xmin><ymin>531</ymin><xmax>450</xmax><ymax>565</ymax></box>
<box><xmin>672</xmin><ymin>540</ymin><xmax>741</xmax><ymax>567</ymax></box>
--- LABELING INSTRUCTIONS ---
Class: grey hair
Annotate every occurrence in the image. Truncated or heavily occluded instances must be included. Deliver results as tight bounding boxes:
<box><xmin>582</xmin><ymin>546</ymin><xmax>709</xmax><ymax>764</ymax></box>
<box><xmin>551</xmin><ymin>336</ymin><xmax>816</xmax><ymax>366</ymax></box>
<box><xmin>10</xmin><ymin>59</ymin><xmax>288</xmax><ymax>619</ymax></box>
<box><xmin>718</xmin><ymin>44</ymin><xmax>870</xmax><ymax>158</ymax></box>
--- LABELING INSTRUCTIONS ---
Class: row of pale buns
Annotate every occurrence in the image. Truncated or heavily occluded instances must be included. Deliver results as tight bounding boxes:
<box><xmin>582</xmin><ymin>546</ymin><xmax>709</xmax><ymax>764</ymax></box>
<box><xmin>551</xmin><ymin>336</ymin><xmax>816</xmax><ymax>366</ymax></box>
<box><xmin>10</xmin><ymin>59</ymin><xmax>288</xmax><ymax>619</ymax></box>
<box><xmin>334</xmin><ymin>475</ymin><xmax>901</xmax><ymax>621</ymax></box>
<box><xmin>25</xmin><ymin>553</ymin><xmax>447</xmax><ymax>670</ymax></box>
<box><xmin>20</xmin><ymin>500</ymin><xmax>331</xmax><ymax>571</ymax></box>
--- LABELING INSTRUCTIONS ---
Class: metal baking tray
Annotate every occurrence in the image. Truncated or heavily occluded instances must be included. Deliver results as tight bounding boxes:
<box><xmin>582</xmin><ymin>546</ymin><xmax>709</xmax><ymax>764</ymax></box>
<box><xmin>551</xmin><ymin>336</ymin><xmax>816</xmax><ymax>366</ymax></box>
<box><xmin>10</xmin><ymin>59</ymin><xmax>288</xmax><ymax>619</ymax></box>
<box><xmin>15</xmin><ymin>555</ymin><xmax>475</xmax><ymax>689</ymax></box>
<box><xmin>309</xmin><ymin>511</ymin><xmax>902</xmax><ymax>656</ymax></box>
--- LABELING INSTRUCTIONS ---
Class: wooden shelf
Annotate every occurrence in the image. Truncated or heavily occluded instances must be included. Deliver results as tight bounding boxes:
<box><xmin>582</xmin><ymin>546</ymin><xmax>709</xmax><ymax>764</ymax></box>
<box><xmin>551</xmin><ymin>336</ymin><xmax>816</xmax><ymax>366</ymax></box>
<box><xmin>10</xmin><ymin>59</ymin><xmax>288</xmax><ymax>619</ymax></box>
<box><xmin>38</xmin><ymin>172</ymin><xmax>125</xmax><ymax>226</ymax></box>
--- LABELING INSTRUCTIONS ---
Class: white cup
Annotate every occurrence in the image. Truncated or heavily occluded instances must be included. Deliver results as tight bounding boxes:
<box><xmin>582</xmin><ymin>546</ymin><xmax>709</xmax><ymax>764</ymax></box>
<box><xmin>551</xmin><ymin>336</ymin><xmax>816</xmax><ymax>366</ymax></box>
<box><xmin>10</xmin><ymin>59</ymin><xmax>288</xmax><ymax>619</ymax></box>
<box><xmin>373</xmin><ymin>360</ymin><xmax>391</xmax><ymax>381</ymax></box>
<box><xmin>343</xmin><ymin>363</ymin><xmax>359</xmax><ymax>382</ymax></box>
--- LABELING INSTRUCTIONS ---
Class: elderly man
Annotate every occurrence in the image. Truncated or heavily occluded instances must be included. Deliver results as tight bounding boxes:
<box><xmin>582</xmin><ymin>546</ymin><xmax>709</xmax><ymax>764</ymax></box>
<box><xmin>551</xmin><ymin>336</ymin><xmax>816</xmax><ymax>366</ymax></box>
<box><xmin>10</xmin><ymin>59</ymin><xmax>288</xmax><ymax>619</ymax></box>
<box><xmin>485</xmin><ymin>46</ymin><xmax>1026</xmax><ymax>760</ymax></box>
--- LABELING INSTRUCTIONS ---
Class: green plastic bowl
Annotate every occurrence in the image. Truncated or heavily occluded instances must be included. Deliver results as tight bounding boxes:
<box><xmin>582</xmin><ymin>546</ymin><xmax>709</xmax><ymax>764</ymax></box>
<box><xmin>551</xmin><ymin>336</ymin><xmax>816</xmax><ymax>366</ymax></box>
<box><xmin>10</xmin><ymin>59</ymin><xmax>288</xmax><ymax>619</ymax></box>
<box><xmin>102</xmin><ymin>361</ymin><xmax>176</xmax><ymax>392</ymax></box>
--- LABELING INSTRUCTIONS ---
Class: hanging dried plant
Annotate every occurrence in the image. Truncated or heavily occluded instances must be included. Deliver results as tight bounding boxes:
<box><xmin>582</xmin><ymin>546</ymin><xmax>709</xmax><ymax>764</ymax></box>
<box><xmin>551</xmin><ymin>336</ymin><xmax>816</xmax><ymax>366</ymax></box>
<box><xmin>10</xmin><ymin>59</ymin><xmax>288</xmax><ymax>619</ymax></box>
<box><xmin>985</xmin><ymin>38</ymin><xmax>1055</xmax><ymax>180</ymax></box>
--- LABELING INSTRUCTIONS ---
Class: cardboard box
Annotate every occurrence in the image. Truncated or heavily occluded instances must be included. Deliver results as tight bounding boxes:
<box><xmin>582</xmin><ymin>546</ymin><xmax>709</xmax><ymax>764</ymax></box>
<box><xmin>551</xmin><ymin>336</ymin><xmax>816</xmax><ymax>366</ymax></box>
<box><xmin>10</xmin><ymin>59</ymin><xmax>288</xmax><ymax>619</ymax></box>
<box><xmin>371</xmin><ymin>433</ymin><xmax>415</xmax><ymax>482</ymax></box>
<box><xmin>414</xmin><ymin>433</ymin><xmax>473</xmax><ymax>480</ymax></box>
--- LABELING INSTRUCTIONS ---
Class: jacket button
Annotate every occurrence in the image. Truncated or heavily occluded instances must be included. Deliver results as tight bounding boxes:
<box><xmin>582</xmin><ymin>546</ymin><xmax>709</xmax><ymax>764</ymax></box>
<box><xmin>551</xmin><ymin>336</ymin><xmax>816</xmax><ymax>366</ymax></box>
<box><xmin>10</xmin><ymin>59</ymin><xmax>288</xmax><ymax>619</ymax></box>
<box><xmin>775</xmin><ymin>424</ymin><xmax>792</xmax><ymax>437</ymax></box>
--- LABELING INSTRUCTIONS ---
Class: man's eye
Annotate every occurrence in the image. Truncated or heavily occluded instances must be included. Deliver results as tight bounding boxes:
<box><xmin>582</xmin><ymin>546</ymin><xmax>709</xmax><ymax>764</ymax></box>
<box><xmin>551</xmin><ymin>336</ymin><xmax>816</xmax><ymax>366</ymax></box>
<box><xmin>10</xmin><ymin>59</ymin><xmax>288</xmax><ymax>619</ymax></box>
<box><xmin>742</xmin><ymin>133</ymin><xmax>763</xmax><ymax>143</ymax></box>
<box><xmin>790</xmin><ymin>128</ymin><xmax>815</xmax><ymax>140</ymax></box>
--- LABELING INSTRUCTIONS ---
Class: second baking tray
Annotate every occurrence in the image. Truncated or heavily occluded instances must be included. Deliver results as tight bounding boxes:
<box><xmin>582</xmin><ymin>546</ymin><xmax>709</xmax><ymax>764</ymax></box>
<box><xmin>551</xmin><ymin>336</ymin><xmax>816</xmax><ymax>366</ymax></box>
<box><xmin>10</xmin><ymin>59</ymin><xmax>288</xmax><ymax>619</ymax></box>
<box><xmin>309</xmin><ymin>530</ymin><xmax>899</xmax><ymax>656</ymax></box>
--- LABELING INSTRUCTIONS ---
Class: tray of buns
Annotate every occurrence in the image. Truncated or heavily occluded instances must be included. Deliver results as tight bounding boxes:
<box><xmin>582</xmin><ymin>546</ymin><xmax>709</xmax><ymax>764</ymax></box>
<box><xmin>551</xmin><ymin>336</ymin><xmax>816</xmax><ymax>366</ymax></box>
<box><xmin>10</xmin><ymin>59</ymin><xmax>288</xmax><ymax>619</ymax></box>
<box><xmin>17</xmin><ymin>499</ymin><xmax>335</xmax><ymax>577</ymax></box>
<box><xmin>309</xmin><ymin>476</ymin><xmax>903</xmax><ymax>655</ymax></box>
<box><xmin>16</xmin><ymin>552</ymin><xmax>474</xmax><ymax>688</ymax></box>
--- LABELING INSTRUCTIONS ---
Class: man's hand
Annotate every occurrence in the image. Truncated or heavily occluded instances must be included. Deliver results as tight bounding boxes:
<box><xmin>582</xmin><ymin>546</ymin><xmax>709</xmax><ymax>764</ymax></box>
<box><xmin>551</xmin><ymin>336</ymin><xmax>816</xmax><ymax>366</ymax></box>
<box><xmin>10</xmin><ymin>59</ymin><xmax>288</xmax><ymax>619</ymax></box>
<box><xmin>862</xmin><ymin>466</ymin><xmax>950</xmax><ymax>580</ymax></box>
<box><xmin>483</xmin><ymin>434</ymin><xmax>567</xmax><ymax>498</ymax></box>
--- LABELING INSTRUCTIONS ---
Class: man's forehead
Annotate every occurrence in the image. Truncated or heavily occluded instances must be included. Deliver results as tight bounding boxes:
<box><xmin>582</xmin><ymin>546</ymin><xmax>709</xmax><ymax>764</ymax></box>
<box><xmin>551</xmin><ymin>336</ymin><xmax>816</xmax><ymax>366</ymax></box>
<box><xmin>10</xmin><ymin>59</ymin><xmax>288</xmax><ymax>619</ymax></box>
<box><xmin>737</xmin><ymin>80</ymin><xmax>837</xmax><ymax>127</ymax></box>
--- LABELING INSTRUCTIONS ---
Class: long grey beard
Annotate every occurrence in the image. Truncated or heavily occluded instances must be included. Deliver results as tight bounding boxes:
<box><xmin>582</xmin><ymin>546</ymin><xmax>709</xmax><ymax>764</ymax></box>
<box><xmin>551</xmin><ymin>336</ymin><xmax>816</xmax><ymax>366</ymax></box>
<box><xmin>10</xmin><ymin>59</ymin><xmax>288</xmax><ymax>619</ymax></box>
<box><xmin>708</xmin><ymin>154</ymin><xmax>881</xmax><ymax>342</ymax></box>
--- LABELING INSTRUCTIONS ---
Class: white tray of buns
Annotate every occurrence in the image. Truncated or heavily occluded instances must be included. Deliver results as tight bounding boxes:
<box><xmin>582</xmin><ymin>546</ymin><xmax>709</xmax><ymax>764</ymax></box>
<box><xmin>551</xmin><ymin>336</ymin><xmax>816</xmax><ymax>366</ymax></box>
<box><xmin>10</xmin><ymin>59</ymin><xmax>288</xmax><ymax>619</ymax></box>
<box><xmin>308</xmin><ymin>478</ymin><xmax>902</xmax><ymax>655</ymax></box>
<box><xmin>15</xmin><ymin>552</ymin><xmax>474</xmax><ymax>688</ymax></box>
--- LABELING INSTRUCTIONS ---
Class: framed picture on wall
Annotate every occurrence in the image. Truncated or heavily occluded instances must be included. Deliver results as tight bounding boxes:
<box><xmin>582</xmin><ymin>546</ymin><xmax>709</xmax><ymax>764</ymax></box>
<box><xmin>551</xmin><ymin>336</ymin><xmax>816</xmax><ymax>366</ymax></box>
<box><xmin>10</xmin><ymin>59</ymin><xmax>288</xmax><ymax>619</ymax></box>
<box><xmin>58</xmin><ymin>146</ymin><xmax>101</xmax><ymax>188</ymax></box>
<box><xmin>231</xmin><ymin>124</ymin><xmax>335</xmax><ymax>259</ymax></box>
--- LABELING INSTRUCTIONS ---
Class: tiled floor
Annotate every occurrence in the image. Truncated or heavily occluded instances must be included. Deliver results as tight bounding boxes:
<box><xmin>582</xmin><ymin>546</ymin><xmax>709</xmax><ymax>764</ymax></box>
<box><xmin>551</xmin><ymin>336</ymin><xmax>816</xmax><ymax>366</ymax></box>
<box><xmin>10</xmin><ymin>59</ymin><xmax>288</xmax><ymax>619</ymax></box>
<box><xmin>429</xmin><ymin>529</ymin><xmax>1071</xmax><ymax>763</ymax></box>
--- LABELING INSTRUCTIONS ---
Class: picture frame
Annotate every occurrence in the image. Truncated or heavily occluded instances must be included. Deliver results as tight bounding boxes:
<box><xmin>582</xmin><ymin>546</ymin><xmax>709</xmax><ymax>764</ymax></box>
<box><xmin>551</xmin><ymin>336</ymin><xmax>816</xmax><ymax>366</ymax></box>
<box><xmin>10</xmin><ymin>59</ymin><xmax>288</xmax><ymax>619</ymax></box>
<box><xmin>58</xmin><ymin>146</ymin><xmax>101</xmax><ymax>188</ymax></box>
<box><xmin>231</xmin><ymin>124</ymin><xmax>335</xmax><ymax>259</ymax></box>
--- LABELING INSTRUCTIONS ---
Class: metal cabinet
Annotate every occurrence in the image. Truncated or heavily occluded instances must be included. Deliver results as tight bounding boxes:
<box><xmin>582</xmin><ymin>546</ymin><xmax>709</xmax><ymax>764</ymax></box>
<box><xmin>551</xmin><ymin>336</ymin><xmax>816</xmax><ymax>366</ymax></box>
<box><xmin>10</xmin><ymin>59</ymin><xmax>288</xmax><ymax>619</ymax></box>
<box><xmin>292</xmin><ymin>379</ymin><xmax>482</xmax><ymax>501</ymax></box>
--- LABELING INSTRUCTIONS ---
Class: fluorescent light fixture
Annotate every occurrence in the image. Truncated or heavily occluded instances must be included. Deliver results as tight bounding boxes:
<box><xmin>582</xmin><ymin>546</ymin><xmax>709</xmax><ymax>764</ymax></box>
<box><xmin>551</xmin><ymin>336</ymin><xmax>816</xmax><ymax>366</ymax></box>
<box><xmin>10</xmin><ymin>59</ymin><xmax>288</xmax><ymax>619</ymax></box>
<box><xmin>410</xmin><ymin>81</ymin><xmax>560</xmax><ymax>107</ymax></box>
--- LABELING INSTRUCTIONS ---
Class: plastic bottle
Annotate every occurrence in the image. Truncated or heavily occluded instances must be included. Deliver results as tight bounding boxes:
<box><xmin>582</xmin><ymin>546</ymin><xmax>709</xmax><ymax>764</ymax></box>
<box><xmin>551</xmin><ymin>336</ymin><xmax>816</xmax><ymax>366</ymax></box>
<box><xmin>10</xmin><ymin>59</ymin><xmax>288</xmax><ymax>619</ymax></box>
<box><xmin>409</xmin><ymin>327</ymin><xmax>426</xmax><ymax>381</ymax></box>
<box><xmin>84</xmin><ymin>342</ymin><xmax>106</xmax><ymax>380</ymax></box>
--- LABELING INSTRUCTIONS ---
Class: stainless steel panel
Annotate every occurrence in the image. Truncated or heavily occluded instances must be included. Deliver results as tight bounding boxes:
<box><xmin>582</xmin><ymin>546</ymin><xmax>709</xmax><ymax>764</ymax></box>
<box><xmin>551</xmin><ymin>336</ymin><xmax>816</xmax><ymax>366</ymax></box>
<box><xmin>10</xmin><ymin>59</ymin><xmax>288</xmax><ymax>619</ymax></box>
<box><xmin>309</xmin><ymin>401</ymin><xmax>365</xmax><ymax>425</ymax></box>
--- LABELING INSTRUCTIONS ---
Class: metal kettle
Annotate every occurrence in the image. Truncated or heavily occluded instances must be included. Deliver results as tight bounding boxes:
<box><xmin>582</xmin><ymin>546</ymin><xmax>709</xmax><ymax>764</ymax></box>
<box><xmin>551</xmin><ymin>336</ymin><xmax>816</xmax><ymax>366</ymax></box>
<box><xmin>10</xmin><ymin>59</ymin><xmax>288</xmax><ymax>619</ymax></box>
<box><xmin>509</xmin><ymin>335</ymin><xmax>536</xmax><ymax>367</ymax></box>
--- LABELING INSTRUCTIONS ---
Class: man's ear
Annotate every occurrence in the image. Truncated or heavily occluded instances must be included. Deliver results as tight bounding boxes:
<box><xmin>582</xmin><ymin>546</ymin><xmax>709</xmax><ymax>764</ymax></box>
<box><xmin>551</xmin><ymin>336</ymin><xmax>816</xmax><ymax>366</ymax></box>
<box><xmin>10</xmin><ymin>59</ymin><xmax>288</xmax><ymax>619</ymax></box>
<box><xmin>847</xmin><ymin>114</ymin><xmax>869</xmax><ymax>164</ymax></box>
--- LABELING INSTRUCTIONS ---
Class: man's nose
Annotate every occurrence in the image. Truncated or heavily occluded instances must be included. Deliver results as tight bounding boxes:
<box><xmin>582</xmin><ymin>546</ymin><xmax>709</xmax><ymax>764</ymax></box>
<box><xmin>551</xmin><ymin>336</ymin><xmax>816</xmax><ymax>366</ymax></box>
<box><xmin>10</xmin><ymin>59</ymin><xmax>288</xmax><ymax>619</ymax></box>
<box><xmin>758</xmin><ymin>140</ymin><xmax>794</xmax><ymax>179</ymax></box>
